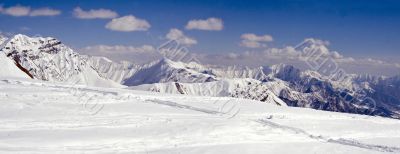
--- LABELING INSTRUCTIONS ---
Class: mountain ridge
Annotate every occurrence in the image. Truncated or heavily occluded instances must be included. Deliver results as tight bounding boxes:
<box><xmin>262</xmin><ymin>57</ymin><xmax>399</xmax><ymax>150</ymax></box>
<box><xmin>0</xmin><ymin>33</ymin><xmax>399</xmax><ymax>119</ymax></box>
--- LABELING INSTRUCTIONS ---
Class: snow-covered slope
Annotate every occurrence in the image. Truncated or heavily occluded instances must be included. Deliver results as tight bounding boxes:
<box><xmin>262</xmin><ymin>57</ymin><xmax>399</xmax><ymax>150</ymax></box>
<box><xmin>129</xmin><ymin>59</ymin><xmax>400</xmax><ymax>118</ymax></box>
<box><xmin>88</xmin><ymin>56</ymin><xmax>140</xmax><ymax>83</ymax></box>
<box><xmin>0</xmin><ymin>52</ymin><xmax>30</xmax><ymax>79</ymax></box>
<box><xmin>0</xmin><ymin>33</ymin><xmax>399</xmax><ymax>119</ymax></box>
<box><xmin>132</xmin><ymin>78</ymin><xmax>286</xmax><ymax>106</ymax></box>
<box><xmin>0</xmin><ymin>34</ymin><xmax>122</xmax><ymax>88</ymax></box>
<box><xmin>123</xmin><ymin>58</ymin><xmax>217</xmax><ymax>86</ymax></box>
<box><xmin>211</xmin><ymin>65</ymin><xmax>270</xmax><ymax>81</ymax></box>
<box><xmin>1</xmin><ymin>79</ymin><xmax>400</xmax><ymax>153</ymax></box>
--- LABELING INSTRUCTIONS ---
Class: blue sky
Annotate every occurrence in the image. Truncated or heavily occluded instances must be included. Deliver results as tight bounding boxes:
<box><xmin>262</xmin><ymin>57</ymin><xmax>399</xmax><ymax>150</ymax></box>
<box><xmin>1</xmin><ymin>0</ymin><xmax>400</xmax><ymax>61</ymax></box>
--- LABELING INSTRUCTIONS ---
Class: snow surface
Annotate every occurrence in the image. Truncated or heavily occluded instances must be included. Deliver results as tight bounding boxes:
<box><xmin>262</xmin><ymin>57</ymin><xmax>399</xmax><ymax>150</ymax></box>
<box><xmin>131</xmin><ymin>78</ymin><xmax>287</xmax><ymax>106</ymax></box>
<box><xmin>0</xmin><ymin>78</ymin><xmax>400</xmax><ymax>153</ymax></box>
<box><xmin>0</xmin><ymin>52</ymin><xmax>30</xmax><ymax>79</ymax></box>
<box><xmin>1</xmin><ymin>33</ymin><xmax>400</xmax><ymax>119</ymax></box>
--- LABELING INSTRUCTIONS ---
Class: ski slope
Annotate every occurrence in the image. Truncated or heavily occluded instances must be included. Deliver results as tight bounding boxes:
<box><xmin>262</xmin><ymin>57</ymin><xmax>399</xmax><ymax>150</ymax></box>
<box><xmin>0</xmin><ymin>79</ymin><xmax>400</xmax><ymax>153</ymax></box>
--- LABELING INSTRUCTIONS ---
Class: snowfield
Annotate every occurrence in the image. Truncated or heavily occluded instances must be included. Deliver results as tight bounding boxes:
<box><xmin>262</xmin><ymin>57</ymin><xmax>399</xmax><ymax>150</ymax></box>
<box><xmin>0</xmin><ymin>78</ymin><xmax>400</xmax><ymax>154</ymax></box>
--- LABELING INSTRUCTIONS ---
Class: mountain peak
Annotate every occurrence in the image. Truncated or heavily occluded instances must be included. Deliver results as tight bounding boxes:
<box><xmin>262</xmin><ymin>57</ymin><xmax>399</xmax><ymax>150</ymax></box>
<box><xmin>1</xmin><ymin>34</ymin><xmax>91</xmax><ymax>81</ymax></box>
<box><xmin>270</xmin><ymin>63</ymin><xmax>300</xmax><ymax>81</ymax></box>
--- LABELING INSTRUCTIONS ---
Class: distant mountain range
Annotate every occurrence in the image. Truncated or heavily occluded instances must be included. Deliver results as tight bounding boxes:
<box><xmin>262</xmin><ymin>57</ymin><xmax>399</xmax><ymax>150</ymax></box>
<box><xmin>1</xmin><ymin>34</ymin><xmax>399</xmax><ymax>119</ymax></box>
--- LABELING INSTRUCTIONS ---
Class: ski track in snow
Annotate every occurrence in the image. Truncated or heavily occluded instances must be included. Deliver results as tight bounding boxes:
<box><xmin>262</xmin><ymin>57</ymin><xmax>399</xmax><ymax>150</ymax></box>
<box><xmin>0</xmin><ymin>79</ymin><xmax>400</xmax><ymax>153</ymax></box>
<box><xmin>256</xmin><ymin>118</ymin><xmax>400</xmax><ymax>153</ymax></box>
<box><xmin>146</xmin><ymin>99</ymin><xmax>221</xmax><ymax>115</ymax></box>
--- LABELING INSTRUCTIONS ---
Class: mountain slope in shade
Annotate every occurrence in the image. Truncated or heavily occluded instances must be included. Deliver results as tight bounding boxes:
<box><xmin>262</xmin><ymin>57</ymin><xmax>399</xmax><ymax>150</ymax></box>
<box><xmin>0</xmin><ymin>34</ymin><xmax>122</xmax><ymax>88</ymax></box>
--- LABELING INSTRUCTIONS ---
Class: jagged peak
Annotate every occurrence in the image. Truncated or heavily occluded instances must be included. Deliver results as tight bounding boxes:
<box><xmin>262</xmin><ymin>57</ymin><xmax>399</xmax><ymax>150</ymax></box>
<box><xmin>270</xmin><ymin>63</ymin><xmax>297</xmax><ymax>72</ymax></box>
<box><xmin>9</xmin><ymin>34</ymin><xmax>36</xmax><ymax>43</ymax></box>
<box><xmin>158</xmin><ymin>57</ymin><xmax>175</xmax><ymax>65</ymax></box>
<box><xmin>354</xmin><ymin>73</ymin><xmax>388</xmax><ymax>83</ymax></box>
<box><xmin>90</xmin><ymin>56</ymin><xmax>113</xmax><ymax>63</ymax></box>
<box><xmin>11</xmin><ymin>33</ymin><xmax>55</xmax><ymax>40</ymax></box>
<box><xmin>5</xmin><ymin>34</ymin><xmax>61</xmax><ymax>48</ymax></box>
<box><xmin>149</xmin><ymin>57</ymin><xmax>206</xmax><ymax>71</ymax></box>
<box><xmin>2</xmin><ymin>33</ymin><xmax>72</xmax><ymax>57</ymax></box>
<box><xmin>269</xmin><ymin>63</ymin><xmax>301</xmax><ymax>81</ymax></box>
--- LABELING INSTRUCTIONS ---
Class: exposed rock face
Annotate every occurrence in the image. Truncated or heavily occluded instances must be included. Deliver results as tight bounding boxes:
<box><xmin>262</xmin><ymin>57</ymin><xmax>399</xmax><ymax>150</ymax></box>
<box><xmin>0</xmin><ymin>34</ymin><xmax>121</xmax><ymax>87</ymax></box>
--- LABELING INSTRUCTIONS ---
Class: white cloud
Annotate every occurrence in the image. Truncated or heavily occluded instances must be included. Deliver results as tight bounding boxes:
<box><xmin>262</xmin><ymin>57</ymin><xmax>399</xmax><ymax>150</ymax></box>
<box><xmin>185</xmin><ymin>17</ymin><xmax>223</xmax><ymax>31</ymax></box>
<box><xmin>240</xmin><ymin>40</ymin><xmax>266</xmax><ymax>48</ymax></box>
<box><xmin>73</xmin><ymin>7</ymin><xmax>118</xmax><ymax>19</ymax></box>
<box><xmin>241</xmin><ymin>33</ymin><xmax>273</xmax><ymax>42</ymax></box>
<box><xmin>82</xmin><ymin>44</ymin><xmax>155</xmax><ymax>54</ymax></box>
<box><xmin>227</xmin><ymin>53</ymin><xmax>240</xmax><ymax>59</ymax></box>
<box><xmin>240</xmin><ymin>33</ymin><xmax>273</xmax><ymax>48</ymax></box>
<box><xmin>105</xmin><ymin>15</ymin><xmax>151</xmax><ymax>32</ymax></box>
<box><xmin>198</xmin><ymin>38</ymin><xmax>400</xmax><ymax>76</ymax></box>
<box><xmin>77</xmin><ymin>37</ymin><xmax>399</xmax><ymax>76</ymax></box>
<box><xmin>29</xmin><ymin>8</ymin><xmax>61</xmax><ymax>16</ymax></box>
<box><xmin>0</xmin><ymin>5</ymin><xmax>61</xmax><ymax>17</ymax></box>
<box><xmin>166</xmin><ymin>28</ymin><xmax>197</xmax><ymax>46</ymax></box>
<box><xmin>0</xmin><ymin>5</ymin><xmax>30</xmax><ymax>16</ymax></box>
<box><xmin>79</xmin><ymin>44</ymin><xmax>159</xmax><ymax>63</ymax></box>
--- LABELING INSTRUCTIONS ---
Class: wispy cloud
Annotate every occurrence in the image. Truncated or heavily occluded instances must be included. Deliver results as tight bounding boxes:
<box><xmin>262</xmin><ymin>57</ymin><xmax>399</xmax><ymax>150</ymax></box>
<box><xmin>78</xmin><ymin>44</ymin><xmax>160</xmax><ymax>63</ymax></box>
<box><xmin>0</xmin><ymin>5</ymin><xmax>61</xmax><ymax>17</ymax></box>
<box><xmin>240</xmin><ymin>33</ymin><xmax>273</xmax><ymax>48</ymax></box>
<box><xmin>199</xmin><ymin>38</ymin><xmax>399</xmax><ymax>76</ymax></box>
<box><xmin>81</xmin><ymin>44</ymin><xmax>155</xmax><ymax>54</ymax></box>
<box><xmin>185</xmin><ymin>17</ymin><xmax>223</xmax><ymax>31</ymax></box>
<box><xmin>73</xmin><ymin>7</ymin><xmax>118</xmax><ymax>19</ymax></box>
<box><xmin>29</xmin><ymin>8</ymin><xmax>61</xmax><ymax>16</ymax></box>
<box><xmin>166</xmin><ymin>28</ymin><xmax>197</xmax><ymax>46</ymax></box>
<box><xmin>78</xmin><ymin>37</ymin><xmax>399</xmax><ymax>76</ymax></box>
<box><xmin>105</xmin><ymin>15</ymin><xmax>151</xmax><ymax>32</ymax></box>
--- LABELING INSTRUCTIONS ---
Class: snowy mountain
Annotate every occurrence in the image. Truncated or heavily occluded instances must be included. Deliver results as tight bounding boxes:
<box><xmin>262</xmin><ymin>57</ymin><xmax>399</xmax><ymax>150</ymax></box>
<box><xmin>132</xmin><ymin>78</ymin><xmax>287</xmax><ymax>106</ymax></box>
<box><xmin>88</xmin><ymin>56</ymin><xmax>140</xmax><ymax>84</ymax></box>
<box><xmin>127</xmin><ymin>58</ymin><xmax>400</xmax><ymax>118</ymax></box>
<box><xmin>122</xmin><ymin>58</ymin><xmax>217</xmax><ymax>86</ymax></box>
<box><xmin>0</xmin><ymin>33</ymin><xmax>399</xmax><ymax>119</ymax></box>
<box><xmin>0</xmin><ymin>34</ymin><xmax>122</xmax><ymax>88</ymax></box>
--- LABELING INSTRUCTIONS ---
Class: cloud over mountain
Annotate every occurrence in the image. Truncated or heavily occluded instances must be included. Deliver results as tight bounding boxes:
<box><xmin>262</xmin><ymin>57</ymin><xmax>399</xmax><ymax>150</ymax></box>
<box><xmin>240</xmin><ymin>33</ymin><xmax>273</xmax><ymax>48</ymax></box>
<box><xmin>79</xmin><ymin>44</ymin><xmax>160</xmax><ymax>63</ymax></box>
